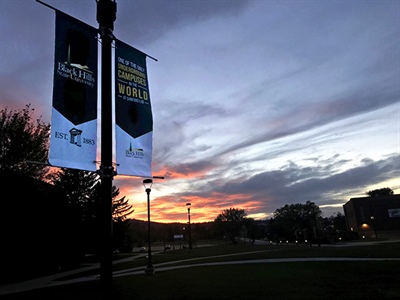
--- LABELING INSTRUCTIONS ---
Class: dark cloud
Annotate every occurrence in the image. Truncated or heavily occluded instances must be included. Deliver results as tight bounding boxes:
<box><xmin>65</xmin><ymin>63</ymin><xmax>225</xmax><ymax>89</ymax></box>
<box><xmin>216</xmin><ymin>83</ymin><xmax>399</xmax><ymax>159</ymax></box>
<box><xmin>115</xmin><ymin>0</ymin><xmax>252</xmax><ymax>45</ymax></box>
<box><xmin>152</xmin><ymin>100</ymin><xmax>228</xmax><ymax>162</ymax></box>
<box><xmin>170</xmin><ymin>153</ymin><xmax>399</xmax><ymax>217</ymax></box>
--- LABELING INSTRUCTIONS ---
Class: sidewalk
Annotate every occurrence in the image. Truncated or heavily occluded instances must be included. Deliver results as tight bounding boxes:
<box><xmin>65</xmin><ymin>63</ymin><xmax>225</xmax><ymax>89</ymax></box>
<box><xmin>0</xmin><ymin>252</ymin><xmax>148</xmax><ymax>295</ymax></box>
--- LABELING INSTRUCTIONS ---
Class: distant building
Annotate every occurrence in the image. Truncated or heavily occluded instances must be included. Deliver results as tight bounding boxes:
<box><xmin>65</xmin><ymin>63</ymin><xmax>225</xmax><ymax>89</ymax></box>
<box><xmin>343</xmin><ymin>195</ymin><xmax>400</xmax><ymax>239</ymax></box>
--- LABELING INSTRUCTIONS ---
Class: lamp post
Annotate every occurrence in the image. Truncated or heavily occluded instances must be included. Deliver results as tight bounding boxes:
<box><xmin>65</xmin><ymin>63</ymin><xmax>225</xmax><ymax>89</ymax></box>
<box><xmin>143</xmin><ymin>179</ymin><xmax>154</xmax><ymax>275</ymax></box>
<box><xmin>186</xmin><ymin>203</ymin><xmax>192</xmax><ymax>250</ymax></box>
<box><xmin>370</xmin><ymin>216</ymin><xmax>378</xmax><ymax>240</ymax></box>
<box><xmin>97</xmin><ymin>0</ymin><xmax>117</xmax><ymax>293</ymax></box>
<box><xmin>310</xmin><ymin>202</ymin><xmax>321</xmax><ymax>247</ymax></box>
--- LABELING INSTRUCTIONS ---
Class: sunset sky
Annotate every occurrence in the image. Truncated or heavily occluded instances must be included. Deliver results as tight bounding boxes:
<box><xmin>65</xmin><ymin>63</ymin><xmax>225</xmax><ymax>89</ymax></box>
<box><xmin>1</xmin><ymin>0</ymin><xmax>399</xmax><ymax>223</ymax></box>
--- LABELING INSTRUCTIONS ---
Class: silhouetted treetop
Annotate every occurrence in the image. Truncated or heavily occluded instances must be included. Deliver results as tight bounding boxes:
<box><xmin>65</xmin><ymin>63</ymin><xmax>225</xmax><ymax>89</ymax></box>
<box><xmin>366</xmin><ymin>188</ymin><xmax>394</xmax><ymax>197</ymax></box>
<box><xmin>0</xmin><ymin>104</ymin><xmax>50</xmax><ymax>180</ymax></box>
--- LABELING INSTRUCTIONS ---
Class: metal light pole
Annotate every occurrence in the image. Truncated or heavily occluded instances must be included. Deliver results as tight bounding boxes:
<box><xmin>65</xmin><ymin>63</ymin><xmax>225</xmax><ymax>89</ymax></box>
<box><xmin>310</xmin><ymin>202</ymin><xmax>321</xmax><ymax>247</ymax></box>
<box><xmin>370</xmin><ymin>216</ymin><xmax>378</xmax><ymax>240</ymax></box>
<box><xmin>186</xmin><ymin>203</ymin><xmax>192</xmax><ymax>250</ymax></box>
<box><xmin>143</xmin><ymin>179</ymin><xmax>155</xmax><ymax>275</ymax></box>
<box><xmin>97</xmin><ymin>0</ymin><xmax>116</xmax><ymax>293</ymax></box>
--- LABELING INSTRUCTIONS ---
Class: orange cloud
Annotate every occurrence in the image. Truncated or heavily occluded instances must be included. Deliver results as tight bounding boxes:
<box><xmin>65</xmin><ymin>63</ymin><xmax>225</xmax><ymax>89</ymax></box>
<box><xmin>114</xmin><ymin>171</ymin><xmax>268</xmax><ymax>223</ymax></box>
<box><xmin>126</xmin><ymin>191</ymin><xmax>266</xmax><ymax>223</ymax></box>
<box><xmin>152</xmin><ymin>162</ymin><xmax>216</xmax><ymax>180</ymax></box>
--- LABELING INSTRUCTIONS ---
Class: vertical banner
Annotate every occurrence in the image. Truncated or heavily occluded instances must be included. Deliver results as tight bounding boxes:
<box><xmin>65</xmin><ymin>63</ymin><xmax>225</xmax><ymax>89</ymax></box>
<box><xmin>115</xmin><ymin>39</ymin><xmax>153</xmax><ymax>177</ymax></box>
<box><xmin>49</xmin><ymin>11</ymin><xmax>98</xmax><ymax>171</ymax></box>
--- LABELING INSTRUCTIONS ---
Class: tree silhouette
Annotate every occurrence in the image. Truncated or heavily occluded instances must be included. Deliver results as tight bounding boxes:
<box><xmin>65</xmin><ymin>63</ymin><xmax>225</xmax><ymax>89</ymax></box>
<box><xmin>0</xmin><ymin>104</ymin><xmax>50</xmax><ymax>180</ymax></box>
<box><xmin>50</xmin><ymin>168</ymin><xmax>135</xmax><ymax>253</ymax></box>
<box><xmin>50</xmin><ymin>168</ymin><xmax>102</xmax><ymax>254</ymax></box>
<box><xmin>113</xmin><ymin>195</ymin><xmax>134</xmax><ymax>222</ymax></box>
<box><xmin>366</xmin><ymin>187</ymin><xmax>394</xmax><ymax>197</ymax></box>
<box><xmin>214</xmin><ymin>208</ymin><xmax>248</xmax><ymax>244</ymax></box>
<box><xmin>270</xmin><ymin>201</ymin><xmax>322</xmax><ymax>242</ymax></box>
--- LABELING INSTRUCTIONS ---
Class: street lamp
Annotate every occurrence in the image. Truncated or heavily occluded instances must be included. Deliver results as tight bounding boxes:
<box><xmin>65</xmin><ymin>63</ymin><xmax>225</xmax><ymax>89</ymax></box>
<box><xmin>186</xmin><ymin>203</ymin><xmax>192</xmax><ymax>250</ymax></box>
<box><xmin>143</xmin><ymin>179</ymin><xmax>154</xmax><ymax>275</ymax></box>
<box><xmin>370</xmin><ymin>216</ymin><xmax>378</xmax><ymax>240</ymax></box>
<box><xmin>310</xmin><ymin>202</ymin><xmax>321</xmax><ymax>247</ymax></box>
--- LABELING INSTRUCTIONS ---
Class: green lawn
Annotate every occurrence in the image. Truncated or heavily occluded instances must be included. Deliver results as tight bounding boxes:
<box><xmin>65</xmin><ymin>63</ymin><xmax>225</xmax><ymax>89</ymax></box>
<box><xmin>2</xmin><ymin>241</ymin><xmax>400</xmax><ymax>300</ymax></box>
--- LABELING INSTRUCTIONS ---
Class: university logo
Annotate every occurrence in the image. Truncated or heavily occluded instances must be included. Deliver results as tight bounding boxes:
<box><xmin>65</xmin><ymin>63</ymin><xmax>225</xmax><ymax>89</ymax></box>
<box><xmin>54</xmin><ymin>127</ymin><xmax>95</xmax><ymax>148</ymax></box>
<box><xmin>69</xmin><ymin>128</ymin><xmax>83</xmax><ymax>147</ymax></box>
<box><xmin>125</xmin><ymin>142</ymin><xmax>144</xmax><ymax>159</ymax></box>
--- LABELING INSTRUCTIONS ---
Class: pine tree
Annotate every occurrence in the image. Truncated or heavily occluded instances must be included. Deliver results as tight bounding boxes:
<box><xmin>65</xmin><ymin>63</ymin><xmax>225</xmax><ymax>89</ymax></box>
<box><xmin>54</xmin><ymin>169</ymin><xmax>101</xmax><ymax>218</ymax></box>
<box><xmin>113</xmin><ymin>195</ymin><xmax>134</xmax><ymax>222</ymax></box>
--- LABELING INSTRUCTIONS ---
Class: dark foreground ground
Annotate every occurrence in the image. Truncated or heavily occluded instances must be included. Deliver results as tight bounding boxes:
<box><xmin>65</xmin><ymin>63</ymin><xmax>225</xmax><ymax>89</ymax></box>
<box><xmin>1</xmin><ymin>240</ymin><xmax>400</xmax><ymax>300</ymax></box>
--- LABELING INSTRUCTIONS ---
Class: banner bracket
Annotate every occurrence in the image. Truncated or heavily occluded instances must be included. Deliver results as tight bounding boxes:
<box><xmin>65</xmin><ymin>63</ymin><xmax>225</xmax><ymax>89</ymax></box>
<box><xmin>97</xmin><ymin>165</ymin><xmax>116</xmax><ymax>179</ymax></box>
<box><xmin>36</xmin><ymin>0</ymin><xmax>58</xmax><ymax>11</ymax></box>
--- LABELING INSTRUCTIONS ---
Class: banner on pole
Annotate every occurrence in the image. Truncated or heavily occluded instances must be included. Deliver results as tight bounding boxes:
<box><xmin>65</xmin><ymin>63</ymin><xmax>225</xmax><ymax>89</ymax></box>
<box><xmin>49</xmin><ymin>11</ymin><xmax>98</xmax><ymax>171</ymax></box>
<box><xmin>115</xmin><ymin>39</ymin><xmax>153</xmax><ymax>177</ymax></box>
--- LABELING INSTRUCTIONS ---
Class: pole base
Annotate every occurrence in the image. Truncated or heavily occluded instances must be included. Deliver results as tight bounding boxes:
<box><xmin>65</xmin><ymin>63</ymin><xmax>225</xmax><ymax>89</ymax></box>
<box><xmin>144</xmin><ymin>266</ymin><xmax>155</xmax><ymax>275</ymax></box>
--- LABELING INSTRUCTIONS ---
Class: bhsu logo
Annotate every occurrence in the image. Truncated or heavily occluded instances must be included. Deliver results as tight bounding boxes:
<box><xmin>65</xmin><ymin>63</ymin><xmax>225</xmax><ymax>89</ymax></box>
<box><xmin>69</xmin><ymin>128</ymin><xmax>83</xmax><ymax>147</ymax></box>
<box><xmin>125</xmin><ymin>142</ymin><xmax>144</xmax><ymax>159</ymax></box>
<box><xmin>56</xmin><ymin>42</ymin><xmax>96</xmax><ymax>88</ymax></box>
<box><xmin>54</xmin><ymin>128</ymin><xmax>95</xmax><ymax>146</ymax></box>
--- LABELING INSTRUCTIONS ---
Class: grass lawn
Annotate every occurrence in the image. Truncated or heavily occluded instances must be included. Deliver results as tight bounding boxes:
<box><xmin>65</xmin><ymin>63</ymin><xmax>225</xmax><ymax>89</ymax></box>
<box><xmin>1</xmin><ymin>241</ymin><xmax>400</xmax><ymax>300</ymax></box>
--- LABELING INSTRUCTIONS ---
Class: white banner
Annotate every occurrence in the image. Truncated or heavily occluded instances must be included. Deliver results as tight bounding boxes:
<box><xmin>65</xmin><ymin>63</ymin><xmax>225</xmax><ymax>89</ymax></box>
<box><xmin>49</xmin><ymin>11</ymin><xmax>98</xmax><ymax>171</ymax></box>
<box><xmin>49</xmin><ymin>109</ymin><xmax>97</xmax><ymax>171</ymax></box>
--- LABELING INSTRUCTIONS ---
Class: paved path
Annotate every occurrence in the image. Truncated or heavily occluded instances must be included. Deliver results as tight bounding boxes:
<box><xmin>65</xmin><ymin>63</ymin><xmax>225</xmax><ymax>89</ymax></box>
<box><xmin>1</xmin><ymin>240</ymin><xmax>400</xmax><ymax>295</ymax></box>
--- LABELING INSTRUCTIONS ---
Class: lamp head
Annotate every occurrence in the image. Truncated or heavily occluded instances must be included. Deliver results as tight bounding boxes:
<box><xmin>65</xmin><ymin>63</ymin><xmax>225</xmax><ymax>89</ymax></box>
<box><xmin>143</xmin><ymin>179</ymin><xmax>153</xmax><ymax>191</ymax></box>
